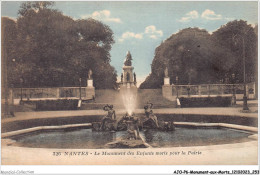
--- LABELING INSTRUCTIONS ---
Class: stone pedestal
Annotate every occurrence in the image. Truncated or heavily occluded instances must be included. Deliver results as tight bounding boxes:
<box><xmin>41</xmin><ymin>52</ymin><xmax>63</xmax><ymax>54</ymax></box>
<box><xmin>164</xmin><ymin>77</ymin><xmax>170</xmax><ymax>85</ymax></box>
<box><xmin>85</xmin><ymin>87</ymin><xmax>95</xmax><ymax>99</ymax></box>
<box><xmin>120</xmin><ymin>83</ymin><xmax>137</xmax><ymax>94</ymax></box>
<box><xmin>87</xmin><ymin>79</ymin><xmax>93</xmax><ymax>87</ymax></box>
<box><xmin>162</xmin><ymin>85</ymin><xmax>174</xmax><ymax>101</ymax></box>
<box><xmin>123</xmin><ymin>66</ymin><xmax>134</xmax><ymax>83</ymax></box>
<box><xmin>85</xmin><ymin>79</ymin><xmax>95</xmax><ymax>99</ymax></box>
<box><xmin>127</xmin><ymin>83</ymin><xmax>131</xmax><ymax>89</ymax></box>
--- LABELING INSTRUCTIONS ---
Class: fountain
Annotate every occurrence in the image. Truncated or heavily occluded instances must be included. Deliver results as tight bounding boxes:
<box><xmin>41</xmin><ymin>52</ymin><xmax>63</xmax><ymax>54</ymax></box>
<box><xmin>90</xmin><ymin>51</ymin><xmax>176</xmax><ymax>148</ymax></box>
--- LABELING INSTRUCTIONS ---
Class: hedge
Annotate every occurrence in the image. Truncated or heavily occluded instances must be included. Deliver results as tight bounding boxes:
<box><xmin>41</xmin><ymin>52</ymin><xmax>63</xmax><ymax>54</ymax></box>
<box><xmin>36</xmin><ymin>99</ymin><xmax>79</xmax><ymax>111</ymax></box>
<box><xmin>179</xmin><ymin>96</ymin><xmax>232</xmax><ymax>108</ymax></box>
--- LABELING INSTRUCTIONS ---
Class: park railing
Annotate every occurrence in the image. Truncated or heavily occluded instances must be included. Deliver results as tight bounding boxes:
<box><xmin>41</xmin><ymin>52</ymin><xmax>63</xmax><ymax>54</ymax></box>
<box><xmin>161</xmin><ymin>82</ymin><xmax>256</xmax><ymax>101</ymax></box>
<box><xmin>8</xmin><ymin>87</ymin><xmax>95</xmax><ymax>104</ymax></box>
<box><xmin>171</xmin><ymin>82</ymin><xmax>256</xmax><ymax>99</ymax></box>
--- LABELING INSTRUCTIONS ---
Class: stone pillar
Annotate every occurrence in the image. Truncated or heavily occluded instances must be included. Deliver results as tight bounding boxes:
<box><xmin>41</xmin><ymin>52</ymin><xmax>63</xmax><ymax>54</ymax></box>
<box><xmin>162</xmin><ymin>85</ymin><xmax>174</xmax><ymax>101</ymax></box>
<box><xmin>86</xmin><ymin>78</ymin><xmax>95</xmax><ymax>99</ymax></box>
<box><xmin>198</xmin><ymin>85</ymin><xmax>201</xmax><ymax>96</ymax></box>
<box><xmin>85</xmin><ymin>87</ymin><xmax>95</xmax><ymax>99</ymax></box>
<box><xmin>87</xmin><ymin>79</ymin><xmax>93</xmax><ymax>87</ymax></box>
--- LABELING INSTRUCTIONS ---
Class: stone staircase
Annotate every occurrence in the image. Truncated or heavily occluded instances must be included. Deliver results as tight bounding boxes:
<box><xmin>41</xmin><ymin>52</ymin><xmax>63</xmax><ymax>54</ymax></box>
<box><xmin>81</xmin><ymin>89</ymin><xmax>176</xmax><ymax>110</ymax></box>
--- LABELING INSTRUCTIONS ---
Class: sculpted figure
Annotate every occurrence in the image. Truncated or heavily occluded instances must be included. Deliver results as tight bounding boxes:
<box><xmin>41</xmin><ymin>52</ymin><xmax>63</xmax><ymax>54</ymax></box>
<box><xmin>100</xmin><ymin>104</ymin><xmax>116</xmax><ymax>130</ymax></box>
<box><xmin>124</xmin><ymin>51</ymin><xmax>132</xmax><ymax>66</ymax></box>
<box><xmin>143</xmin><ymin>103</ymin><xmax>159</xmax><ymax>128</ymax></box>
<box><xmin>88</xmin><ymin>69</ymin><xmax>93</xmax><ymax>79</ymax></box>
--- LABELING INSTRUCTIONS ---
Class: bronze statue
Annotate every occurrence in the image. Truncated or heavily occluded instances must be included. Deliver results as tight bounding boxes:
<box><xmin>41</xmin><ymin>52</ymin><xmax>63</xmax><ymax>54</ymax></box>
<box><xmin>143</xmin><ymin>103</ymin><xmax>159</xmax><ymax>128</ymax></box>
<box><xmin>124</xmin><ymin>51</ymin><xmax>132</xmax><ymax>66</ymax></box>
<box><xmin>144</xmin><ymin>103</ymin><xmax>153</xmax><ymax>118</ymax></box>
<box><xmin>100</xmin><ymin>104</ymin><xmax>116</xmax><ymax>130</ymax></box>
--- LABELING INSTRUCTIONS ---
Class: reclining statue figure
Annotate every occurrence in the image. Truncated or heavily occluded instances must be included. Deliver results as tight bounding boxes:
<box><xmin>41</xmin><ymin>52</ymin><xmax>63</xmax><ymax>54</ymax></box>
<box><xmin>143</xmin><ymin>103</ymin><xmax>175</xmax><ymax>131</ymax></box>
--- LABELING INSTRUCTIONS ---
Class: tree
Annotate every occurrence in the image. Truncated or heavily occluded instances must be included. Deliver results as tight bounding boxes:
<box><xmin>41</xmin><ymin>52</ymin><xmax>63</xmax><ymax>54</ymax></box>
<box><xmin>18</xmin><ymin>1</ymin><xmax>54</xmax><ymax>16</ymax></box>
<box><xmin>140</xmin><ymin>27</ymin><xmax>236</xmax><ymax>88</ymax></box>
<box><xmin>8</xmin><ymin>2</ymin><xmax>117</xmax><ymax>89</ymax></box>
<box><xmin>140</xmin><ymin>20</ymin><xmax>258</xmax><ymax>89</ymax></box>
<box><xmin>1</xmin><ymin>17</ymin><xmax>17</xmax><ymax>88</ymax></box>
<box><xmin>212</xmin><ymin>20</ymin><xmax>257</xmax><ymax>83</ymax></box>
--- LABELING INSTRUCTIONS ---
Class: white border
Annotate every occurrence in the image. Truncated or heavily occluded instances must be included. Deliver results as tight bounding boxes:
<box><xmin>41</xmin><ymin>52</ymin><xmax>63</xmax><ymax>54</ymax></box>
<box><xmin>1</xmin><ymin>0</ymin><xmax>259</xmax><ymax>174</ymax></box>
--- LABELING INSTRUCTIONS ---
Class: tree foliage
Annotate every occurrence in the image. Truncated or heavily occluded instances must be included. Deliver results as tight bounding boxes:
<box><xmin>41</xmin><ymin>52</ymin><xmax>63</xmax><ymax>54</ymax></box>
<box><xmin>212</xmin><ymin>20</ymin><xmax>257</xmax><ymax>83</ymax></box>
<box><xmin>3</xmin><ymin>2</ymin><xmax>117</xmax><ymax>89</ymax></box>
<box><xmin>2</xmin><ymin>17</ymin><xmax>18</xmax><ymax>88</ymax></box>
<box><xmin>140</xmin><ymin>21</ymin><xmax>257</xmax><ymax>89</ymax></box>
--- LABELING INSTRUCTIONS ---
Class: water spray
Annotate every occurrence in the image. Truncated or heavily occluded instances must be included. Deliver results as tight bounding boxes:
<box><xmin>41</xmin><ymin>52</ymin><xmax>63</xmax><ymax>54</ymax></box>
<box><xmin>122</xmin><ymin>88</ymin><xmax>137</xmax><ymax>116</ymax></box>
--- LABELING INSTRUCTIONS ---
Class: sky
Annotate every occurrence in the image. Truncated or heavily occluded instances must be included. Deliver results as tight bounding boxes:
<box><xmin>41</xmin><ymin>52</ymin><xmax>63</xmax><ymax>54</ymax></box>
<box><xmin>1</xmin><ymin>1</ymin><xmax>258</xmax><ymax>86</ymax></box>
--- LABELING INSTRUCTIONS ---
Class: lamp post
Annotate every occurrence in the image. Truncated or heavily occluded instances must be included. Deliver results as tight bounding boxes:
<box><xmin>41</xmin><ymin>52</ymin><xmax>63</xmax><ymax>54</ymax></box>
<box><xmin>232</xmin><ymin>73</ymin><xmax>236</xmax><ymax>105</ymax></box>
<box><xmin>176</xmin><ymin>76</ymin><xmax>179</xmax><ymax>98</ymax></box>
<box><xmin>233</xmin><ymin>30</ymin><xmax>249</xmax><ymax>111</ymax></box>
<box><xmin>19</xmin><ymin>77</ymin><xmax>24</xmax><ymax>105</ymax></box>
<box><xmin>242</xmin><ymin>37</ymin><xmax>249</xmax><ymax>110</ymax></box>
<box><xmin>3</xmin><ymin>45</ymin><xmax>10</xmax><ymax>117</ymax></box>
<box><xmin>187</xmin><ymin>84</ymin><xmax>191</xmax><ymax>97</ymax></box>
<box><xmin>79</xmin><ymin>78</ymin><xmax>82</xmax><ymax>100</ymax></box>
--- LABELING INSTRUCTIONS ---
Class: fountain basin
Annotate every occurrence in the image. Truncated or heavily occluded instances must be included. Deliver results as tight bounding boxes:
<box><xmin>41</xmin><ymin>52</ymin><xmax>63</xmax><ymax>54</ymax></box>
<box><xmin>3</xmin><ymin>123</ymin><xmax>256</xmax><ymax>149</ymax></box>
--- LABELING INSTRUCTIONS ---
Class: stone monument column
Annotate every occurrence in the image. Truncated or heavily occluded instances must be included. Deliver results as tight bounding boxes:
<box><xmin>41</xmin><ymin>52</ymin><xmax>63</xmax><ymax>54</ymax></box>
<box><xmin>120</xmin><ymin>51</ymin><xmax>137</xmax><ymax>92</ymax></box>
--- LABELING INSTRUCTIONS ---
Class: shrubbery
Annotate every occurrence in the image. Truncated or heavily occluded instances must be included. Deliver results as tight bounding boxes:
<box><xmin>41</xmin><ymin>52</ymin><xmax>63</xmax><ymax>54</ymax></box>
<box><xmin>179</xmin><ymin>96</ymin><xmax>232</xmax><ymax>108</ymax></box>
<box><xmin>36</xmin><ymin>99</ymin><xmax>79</xmax><ymax>111</ymax></box>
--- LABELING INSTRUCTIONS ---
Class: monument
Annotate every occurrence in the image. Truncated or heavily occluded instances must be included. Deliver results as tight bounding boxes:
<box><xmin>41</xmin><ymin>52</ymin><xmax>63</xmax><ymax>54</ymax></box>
<box><xmin>120</xmin><ymin>51</ymin><xmax>138</xmax><ymax>116</ymax></box>
<box><xmin>121</xmin><ymin>51</ymin><xmax>137</xmax><ymax>88</ymax></box>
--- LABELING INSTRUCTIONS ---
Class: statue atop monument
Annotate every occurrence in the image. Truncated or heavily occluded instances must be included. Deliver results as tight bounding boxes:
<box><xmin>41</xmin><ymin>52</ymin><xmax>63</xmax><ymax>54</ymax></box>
<box><xmin>88</xmin><ymin>69</ymin><xmax>93</xmax><ymax>79</ymax></box>
<box><xmin>124</xmin><ymin>51</ymin><xmax>132</xmax><ymax>66</ymax></box>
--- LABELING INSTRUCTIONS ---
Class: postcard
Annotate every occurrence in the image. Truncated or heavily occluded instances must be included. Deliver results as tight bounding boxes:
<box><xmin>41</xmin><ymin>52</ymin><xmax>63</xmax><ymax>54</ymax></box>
<box><xmin>1</xmin><ymin>1</ymin><xmax>258</xmax><ymax>173</ymax></box>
